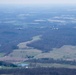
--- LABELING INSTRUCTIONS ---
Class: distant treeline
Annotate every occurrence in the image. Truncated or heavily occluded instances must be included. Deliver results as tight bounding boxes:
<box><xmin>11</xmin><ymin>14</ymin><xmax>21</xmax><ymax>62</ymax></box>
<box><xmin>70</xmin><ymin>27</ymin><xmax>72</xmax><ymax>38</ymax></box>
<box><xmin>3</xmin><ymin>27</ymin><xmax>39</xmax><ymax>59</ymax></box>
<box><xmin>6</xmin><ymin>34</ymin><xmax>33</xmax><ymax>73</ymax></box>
<box><xmin>26</xmin><ymin>58</ymin><xmax>76</xmax><ymax>65</ymax></box>
<box><xmin>0</xmin><ymin>61</ymin><xmax>17</xmax><ymax>67</ymax></box>
<box><xmin>0</xmin><ymin>68</ymin><xmax>76</xmax><ymax>75</ymax></box>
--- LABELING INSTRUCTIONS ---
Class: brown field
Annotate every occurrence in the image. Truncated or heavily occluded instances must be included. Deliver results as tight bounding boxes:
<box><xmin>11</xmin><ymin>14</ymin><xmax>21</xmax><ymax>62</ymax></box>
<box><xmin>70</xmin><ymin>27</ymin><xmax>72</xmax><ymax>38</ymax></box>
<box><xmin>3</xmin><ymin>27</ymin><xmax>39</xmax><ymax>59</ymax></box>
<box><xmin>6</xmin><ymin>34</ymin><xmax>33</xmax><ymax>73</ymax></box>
<box><xmin>8</xmin><ymin>49</ymin><xmax>42</xmax><ymax>58</ymax></box>
<box><xmin>0</xmin><ymin>56</ymin><xmax>27</xmax><ymax>63</ymax></box>
<box><xmin>34</xmin><ymin>45</ymin><xmax>76</xmax><ymax>61</ymax></box>
<box><xmin>17</xmin><ymin>35</ymin><xmax>41</xmax><ymax>49</ymax></box>
<box><xmin>1</xmin><ymin>35</ymin><xmax>76</xmax><ymax>65</ymax></box>
<box><xmin>0</xmin><ymin>35</ymin><xmax>42</xmax><ymax>63</ymax></box>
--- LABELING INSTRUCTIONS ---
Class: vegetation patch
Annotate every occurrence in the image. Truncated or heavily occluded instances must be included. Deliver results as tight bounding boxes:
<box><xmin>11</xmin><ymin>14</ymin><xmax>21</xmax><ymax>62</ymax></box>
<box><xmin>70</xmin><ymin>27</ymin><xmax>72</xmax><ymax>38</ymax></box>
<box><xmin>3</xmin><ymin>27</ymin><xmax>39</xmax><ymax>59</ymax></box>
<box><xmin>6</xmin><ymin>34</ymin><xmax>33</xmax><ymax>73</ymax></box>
<box><xmin>8</xmin><ymin>49</ymin><xmax>42</xmax><ymax>58</ymax></box>
<box><xmin>34</xmin><ymin>45</ymin><xmax>76</xmax><ymax>61</ymax></box>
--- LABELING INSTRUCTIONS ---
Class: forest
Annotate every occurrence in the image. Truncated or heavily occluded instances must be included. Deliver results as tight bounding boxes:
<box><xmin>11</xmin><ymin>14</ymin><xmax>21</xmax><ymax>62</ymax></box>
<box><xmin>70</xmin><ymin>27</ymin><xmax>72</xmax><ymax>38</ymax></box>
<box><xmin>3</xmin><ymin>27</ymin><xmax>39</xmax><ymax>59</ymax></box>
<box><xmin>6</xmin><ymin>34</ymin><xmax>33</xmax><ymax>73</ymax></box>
<box><xmin>0</xmin><ymin>67</ymin><xmax>76</xmax><ymax>75</ymax></box>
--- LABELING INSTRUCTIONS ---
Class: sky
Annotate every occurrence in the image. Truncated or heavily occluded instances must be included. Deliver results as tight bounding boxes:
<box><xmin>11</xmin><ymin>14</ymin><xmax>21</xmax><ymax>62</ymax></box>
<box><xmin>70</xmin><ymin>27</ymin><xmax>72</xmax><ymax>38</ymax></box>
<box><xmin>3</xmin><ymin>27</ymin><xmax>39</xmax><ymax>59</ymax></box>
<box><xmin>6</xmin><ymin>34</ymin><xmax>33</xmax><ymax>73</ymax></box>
<box><xmin>0</xmin><ymin>0</ymin><xmax>76</xmax><ymax>5</ymax></box>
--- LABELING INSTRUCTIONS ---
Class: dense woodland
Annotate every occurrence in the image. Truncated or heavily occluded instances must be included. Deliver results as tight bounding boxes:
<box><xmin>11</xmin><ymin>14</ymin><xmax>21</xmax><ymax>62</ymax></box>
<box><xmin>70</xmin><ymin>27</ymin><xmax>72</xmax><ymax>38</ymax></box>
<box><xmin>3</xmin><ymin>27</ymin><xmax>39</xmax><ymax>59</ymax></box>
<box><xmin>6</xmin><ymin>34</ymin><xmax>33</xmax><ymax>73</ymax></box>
<box><xmin>27</xmin><ymin>28</ymin><xmax>76</xmax><ymax>52</ymax></box>
<box><xmin>0</xmin><ymin>61</ymin><xmax>17</xmax><ymax>67</ymax></box>
<box><xmin>0</xmin><ymin>6</ymin><xmax>76</xmax><ymax>53</ymax></box>
<box><xmin>0</xmin><ymin>68</ymin><xmax>76</xmax><ymax>75</ymax></box>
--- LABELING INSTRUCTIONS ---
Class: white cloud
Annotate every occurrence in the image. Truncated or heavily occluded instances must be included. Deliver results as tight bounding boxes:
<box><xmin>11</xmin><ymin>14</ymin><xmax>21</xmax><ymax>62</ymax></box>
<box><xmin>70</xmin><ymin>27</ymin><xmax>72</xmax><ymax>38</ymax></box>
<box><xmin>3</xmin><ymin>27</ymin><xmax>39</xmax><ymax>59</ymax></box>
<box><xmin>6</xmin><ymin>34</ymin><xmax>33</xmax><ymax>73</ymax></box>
<box><xmin>53</xmin><ymin>16</ymin><xmax>76</xmax><ymax>20</ymax></box>
<box><xmin>34</xmin><ymin>19</ymin><xmax>46</xmax><ymax>22</ymax></box>
<box><xmin>3</xmin><ymin>21</ymin><xmax>16</xmax><ymax>23</ymax></box>
<box><xmin>18</xmin><ymin>14</ymin><xmax>30</xmax><ymax>17</ymax></box>
<box><xmin>48</xmin><ymin>19</ymin><xmax>66</xmax><ymax>23</ymax></box>
<box><xmin>17</xmin><ymin>14</ymin><xmax>30</xmax><ymax>19</ymax></box>
<box><xmin>28</xmin><ymin>23</ymin><xmax>39</xmax><ymax>24</ymax></box>
<box><xmin>53</xmin><ymin>16</ymin><xmax>76</xmax><ymax>24</ymax></box>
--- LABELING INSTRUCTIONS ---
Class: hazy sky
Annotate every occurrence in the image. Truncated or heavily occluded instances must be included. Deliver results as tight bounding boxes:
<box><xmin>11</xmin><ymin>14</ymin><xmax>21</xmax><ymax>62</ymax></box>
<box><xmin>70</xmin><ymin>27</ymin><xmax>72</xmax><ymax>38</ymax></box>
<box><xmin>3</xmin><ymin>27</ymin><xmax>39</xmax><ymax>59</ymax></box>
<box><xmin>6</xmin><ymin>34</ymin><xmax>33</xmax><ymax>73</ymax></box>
<box><xmin>0</xmin><ymin>0</ymin><xmax>76</xmax><ymax>5</ymax></box>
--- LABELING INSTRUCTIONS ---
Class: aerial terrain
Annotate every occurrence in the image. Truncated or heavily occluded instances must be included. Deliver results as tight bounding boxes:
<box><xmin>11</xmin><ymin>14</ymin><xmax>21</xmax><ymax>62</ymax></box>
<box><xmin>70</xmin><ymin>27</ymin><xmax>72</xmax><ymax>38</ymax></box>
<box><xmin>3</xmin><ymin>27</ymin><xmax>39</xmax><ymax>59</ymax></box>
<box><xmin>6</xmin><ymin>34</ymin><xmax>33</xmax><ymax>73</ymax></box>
<box><xmin>0</xmin><ymin>5</ymin><xmax>76</xmax><ymax>74</ymax></box>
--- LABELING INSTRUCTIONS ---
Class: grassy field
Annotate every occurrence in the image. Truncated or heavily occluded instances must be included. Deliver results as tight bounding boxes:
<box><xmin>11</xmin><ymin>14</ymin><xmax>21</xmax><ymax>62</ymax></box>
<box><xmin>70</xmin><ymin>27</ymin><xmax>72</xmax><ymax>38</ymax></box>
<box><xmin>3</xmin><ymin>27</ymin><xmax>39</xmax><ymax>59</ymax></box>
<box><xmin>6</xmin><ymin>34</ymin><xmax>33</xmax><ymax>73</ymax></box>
<box><xmin>34</xmin><ymin>45</ymin><xmax>76</xmax><ymax>61</ymax></box>
<box><xmin>7</xmin><ymin>35</ymin><xmax>42</xmax><ymax>61</ymax></box>
<box><xmin>8</xmin><ymin>36</ymin><xmax>76</xmax><ymax>61</ymax></box>
<box><xmin>7</xmin><ymin>44</ymin><xmax>76</xmax><ymax>63</ymax></box>
<box><xmin>8</xmin><ymin>49</ymin><xmax>42</xmax><ymax>58</ymax></box>
<box><xmin>1</xmin><ymin>35</ymin><xmax>76</xmax><ymax>69</ymax></box>
<box><xmin>17</xmin><ymin>35</ymin><xmax>41</xmax><ymax>49</ymax></box>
